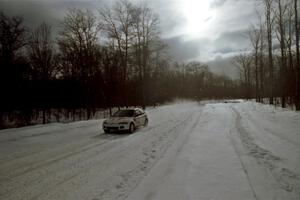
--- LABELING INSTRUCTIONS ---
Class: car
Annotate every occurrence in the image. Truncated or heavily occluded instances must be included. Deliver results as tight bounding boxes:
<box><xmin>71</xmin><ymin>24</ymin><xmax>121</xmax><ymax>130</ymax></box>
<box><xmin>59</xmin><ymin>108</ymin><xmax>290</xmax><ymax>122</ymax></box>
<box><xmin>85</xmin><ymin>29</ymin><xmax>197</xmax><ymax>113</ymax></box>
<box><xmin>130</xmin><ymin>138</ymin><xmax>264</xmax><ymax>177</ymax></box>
<box><xmin>102</xmin><ymin>108</ymin><xmax>148</xmax><ymax>133</ymax></box>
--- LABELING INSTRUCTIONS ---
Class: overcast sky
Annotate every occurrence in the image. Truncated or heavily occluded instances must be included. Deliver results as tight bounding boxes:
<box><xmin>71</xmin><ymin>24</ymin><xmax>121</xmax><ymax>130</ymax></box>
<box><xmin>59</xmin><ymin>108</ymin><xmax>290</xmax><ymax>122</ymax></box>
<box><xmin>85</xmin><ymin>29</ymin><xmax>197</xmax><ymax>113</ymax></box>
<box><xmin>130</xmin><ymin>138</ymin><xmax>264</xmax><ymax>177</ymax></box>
<box><xmin>0</xmin><ymin>0</ymin><xmax>262</xmax><ymax>78</ymax></box>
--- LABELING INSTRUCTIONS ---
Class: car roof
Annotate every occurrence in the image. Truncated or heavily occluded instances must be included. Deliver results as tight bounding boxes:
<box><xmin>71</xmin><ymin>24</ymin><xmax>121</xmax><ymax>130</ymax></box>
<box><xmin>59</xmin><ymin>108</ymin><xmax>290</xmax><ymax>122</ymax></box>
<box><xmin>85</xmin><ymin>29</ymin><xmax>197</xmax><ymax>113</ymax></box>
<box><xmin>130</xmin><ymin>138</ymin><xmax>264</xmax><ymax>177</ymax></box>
<box><xmin>116</xmin><ymin>108</ymin><xmax>142</xmax><ymax>111</ymax></box>
<box><xmin>122</xmin><ymin>107</ymin><xmax>143</xmax><ymax>110</ymax></box>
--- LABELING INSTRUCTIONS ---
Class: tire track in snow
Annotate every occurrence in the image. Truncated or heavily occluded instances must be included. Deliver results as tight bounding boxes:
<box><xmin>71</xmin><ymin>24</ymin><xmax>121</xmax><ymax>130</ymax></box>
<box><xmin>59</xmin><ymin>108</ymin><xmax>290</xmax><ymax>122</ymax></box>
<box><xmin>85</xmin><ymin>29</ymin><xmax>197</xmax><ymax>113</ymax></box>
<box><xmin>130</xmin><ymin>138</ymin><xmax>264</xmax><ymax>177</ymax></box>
<box><xmin>0</xmin><ymin>136</ymin><xmax>125</xmax><ymax>198</ymax></box>
<box><xmin>0</xmin><ymin>136</ymin><xmax>118</xmax><ymax>181</ymax></box>
<box><xmin>124</xmin><ymin>109</ymin><xmax>204</xmax><ymax>200</ymax></box>
<box><xmin>232</xmin><ymin>107</ymin><xmax>300</xmax><ymax>198</ymax></box>
<box><xmin>239</xmin><ymin>104</ymin><xmax>300</xmax><ymax>147</ymax></box>
<box><xmin>0</xmin><ymin>122</ymin><xmax>101</xmax><ymax>164</ymax></box>
<box><xmin>0</xmin><ymin>122</ymin><xmax>100</xmax><ymax>143</ymax></box>
<box><xmin>122</xmin><ymin>110</ymin><xmax>203</xmax><ymax>200</ymax></box>
<box><xmin>90</xmin><ymin>111</ymin><xmax>198</xmax><ymax>200</ymax></box>
<box><xmin>226</xmin><ymin>116</ymin><xmax>259</xmax><ymax>200</ymax></box>
<box><xmin>1</xmin><ymin>115</ymin><xmax>175</xmax><ymax>183</ymax></box>
<box><xmin>0</xmin><ymin>108</ymin><xmax>197</xmax><ymax>200</ymax></box>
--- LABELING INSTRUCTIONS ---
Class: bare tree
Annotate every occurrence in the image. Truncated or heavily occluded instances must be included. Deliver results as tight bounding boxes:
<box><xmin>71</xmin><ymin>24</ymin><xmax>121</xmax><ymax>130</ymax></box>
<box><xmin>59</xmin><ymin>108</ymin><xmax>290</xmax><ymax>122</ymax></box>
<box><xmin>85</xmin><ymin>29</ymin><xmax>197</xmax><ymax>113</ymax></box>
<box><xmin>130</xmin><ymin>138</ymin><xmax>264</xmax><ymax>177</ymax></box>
<box><xmin>249</xmin><ymin>24</ymin><xmax>261</xmax><ymax>101</ymax></box>
<box><xmin>263</xmin><ymin>0</ymin><xmax>275</xmax><ymax>104</ymax></box>
<box><xmin>131</xmin><ymin>2</ymin><xmax>160</xmax><ymax>107</ymax></box>
<box><xmin>274</xmin><ymin>0</ymin><xmax>289</xmax><ymax>107</ymax></box>
<box><xmin>285</xmin><ymin>3</ymin><xmax>295</xmax><ymax>100</ymax></box>
<box><xmin>0</xmin><ymin>12</ymin><xmax>27</xmax><ymax>126</ymax></box>
<box><xmin>27</xmin><ymin>22</ymin><xmax>55</xmax><ymax>80</ymax></box>
<box><xmin>0</xmin><ymin>12</ymin><xmax>26</xmax><ymax>74</ymax></box>
<box><xmin>258</xmin><ymin>13</ymin><xmax>267</xmax><ymax>102</ymax></box>
<box><xmin>27</xmin><ymin>22</ymin><xmax>56</xmax><ymax>123</ymax></box>
<box><xmin>295</xmin><ymin>0</ymin><xmax>300</xmax><ymax>110</ymax></box>
<box><xmin>233</xmin><ymin>53</ymin><xmax>253</xmax><ymax>99</ymax></box>
<box><xmin>58</xmin><ymin>9</ymin><xmax>101</xmax><ymax>119</ymax></box>
<box><xmin>58</xmin><ymin>9</ymin><xmax>101</xmax><ymax>79</ymax></box>
<box><xmin>100</xmin><ymin>0</ymin><xmax>135</xmax><ymax>106</ymax></box>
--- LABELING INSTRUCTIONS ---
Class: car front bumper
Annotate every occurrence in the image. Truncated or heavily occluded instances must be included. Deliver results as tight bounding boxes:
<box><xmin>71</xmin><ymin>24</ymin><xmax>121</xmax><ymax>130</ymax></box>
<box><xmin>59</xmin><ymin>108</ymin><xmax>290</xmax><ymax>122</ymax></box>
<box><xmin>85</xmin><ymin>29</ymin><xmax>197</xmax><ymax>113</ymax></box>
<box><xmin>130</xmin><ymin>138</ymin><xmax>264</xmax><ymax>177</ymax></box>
<box><xmin>103</xmin><ymin>123</ymin><xmax>130</xmax><ymax>132</ymax></box>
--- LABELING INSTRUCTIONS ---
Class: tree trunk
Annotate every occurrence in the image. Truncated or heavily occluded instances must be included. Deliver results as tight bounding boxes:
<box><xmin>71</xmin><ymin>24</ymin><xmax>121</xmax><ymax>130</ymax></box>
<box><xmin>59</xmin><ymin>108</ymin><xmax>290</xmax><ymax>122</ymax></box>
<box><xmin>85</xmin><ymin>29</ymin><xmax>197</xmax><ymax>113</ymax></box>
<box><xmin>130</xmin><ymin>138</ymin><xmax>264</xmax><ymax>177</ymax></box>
<box><xmin>266</xmin><ymin>0</ymin><xmax>274</xmax><ymax>104</ymax></box>
<box><xmin>259</xmin><ymin>26</ymin><xmax>265</xmax><ymax>103</ymax></box>
<box><xmin>278</xmin><ymin>0</ymin><xmax>287</xmax><ymax>108</ymax></box>
<box><xmin>295</xmin><ymin>0</ymin><xmax>300</xmax><ymax>110</ymax></box>
<box><xmin>255</xmin><ymin>52</ymin><xmax>259</xmax><ymax>102</ymax></box>
<box><xmin>42</xmin><ymin>108</ymin><xmax>46</xmax><ymax>124</ymax></box>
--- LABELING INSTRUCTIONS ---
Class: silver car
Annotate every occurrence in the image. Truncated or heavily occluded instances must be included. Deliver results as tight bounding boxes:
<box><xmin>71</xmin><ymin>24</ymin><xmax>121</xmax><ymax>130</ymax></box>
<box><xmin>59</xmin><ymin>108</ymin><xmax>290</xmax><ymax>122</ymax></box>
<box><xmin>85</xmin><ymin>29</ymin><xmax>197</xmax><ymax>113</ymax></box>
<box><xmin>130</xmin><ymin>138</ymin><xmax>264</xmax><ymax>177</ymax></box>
<box><xmin>102</xmin><ymin>108</ymin><xmax>148</xmax><ymax>133</ymax></box>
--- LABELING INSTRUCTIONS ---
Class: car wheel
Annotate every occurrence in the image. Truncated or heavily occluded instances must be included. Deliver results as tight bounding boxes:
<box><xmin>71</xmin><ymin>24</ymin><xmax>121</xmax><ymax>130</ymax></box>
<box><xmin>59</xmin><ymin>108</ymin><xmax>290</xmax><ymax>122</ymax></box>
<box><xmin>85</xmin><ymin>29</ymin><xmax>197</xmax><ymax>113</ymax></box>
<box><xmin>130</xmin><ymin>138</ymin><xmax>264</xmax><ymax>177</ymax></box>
<box><xmin>104</xmin><ymin>130</ymin><xmax>109</xmax><ymax>134</ymax></box>
<box><xmin>129</xmin><ymin>123</ymin><xmax>135</xmax><ymax>133</ymax></box>
<box><xmin>144</xmin><ymin>118</ymin><xmax>148</xmax><ymax>127</ymax></box>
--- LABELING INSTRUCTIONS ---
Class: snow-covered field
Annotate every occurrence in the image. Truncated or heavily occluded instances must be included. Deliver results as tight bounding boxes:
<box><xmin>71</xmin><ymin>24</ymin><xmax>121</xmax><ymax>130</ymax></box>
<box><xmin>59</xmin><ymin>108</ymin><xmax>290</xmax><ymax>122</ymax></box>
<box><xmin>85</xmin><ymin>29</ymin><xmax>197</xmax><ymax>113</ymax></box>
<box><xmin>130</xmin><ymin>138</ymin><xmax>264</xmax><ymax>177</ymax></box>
<box><xmin>0</xmin><ymin>101</ymin><xmax>299</xmax><ymax>200</ymax></box>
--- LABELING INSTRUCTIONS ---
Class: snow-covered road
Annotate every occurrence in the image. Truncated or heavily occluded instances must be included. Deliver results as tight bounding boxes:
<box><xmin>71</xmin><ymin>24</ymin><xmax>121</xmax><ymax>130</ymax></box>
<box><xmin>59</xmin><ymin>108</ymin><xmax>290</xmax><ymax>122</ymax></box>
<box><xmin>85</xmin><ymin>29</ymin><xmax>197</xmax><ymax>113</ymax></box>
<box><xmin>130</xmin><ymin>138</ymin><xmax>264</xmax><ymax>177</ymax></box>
<box><xmin>0</xmin><ymin>102</ymin><xmax>299</xmax><ymax>200</ymax></box>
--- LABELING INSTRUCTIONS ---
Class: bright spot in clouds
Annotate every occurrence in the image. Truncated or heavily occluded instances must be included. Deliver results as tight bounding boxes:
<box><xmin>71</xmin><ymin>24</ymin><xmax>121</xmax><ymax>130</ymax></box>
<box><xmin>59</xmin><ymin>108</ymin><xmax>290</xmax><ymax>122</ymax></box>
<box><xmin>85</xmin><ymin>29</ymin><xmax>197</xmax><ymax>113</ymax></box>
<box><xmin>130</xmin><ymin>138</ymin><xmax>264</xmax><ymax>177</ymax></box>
<box><xmin>180</xmin><ymin>0</ymin><xmax>216</xmax><ymax>39</ymax></box>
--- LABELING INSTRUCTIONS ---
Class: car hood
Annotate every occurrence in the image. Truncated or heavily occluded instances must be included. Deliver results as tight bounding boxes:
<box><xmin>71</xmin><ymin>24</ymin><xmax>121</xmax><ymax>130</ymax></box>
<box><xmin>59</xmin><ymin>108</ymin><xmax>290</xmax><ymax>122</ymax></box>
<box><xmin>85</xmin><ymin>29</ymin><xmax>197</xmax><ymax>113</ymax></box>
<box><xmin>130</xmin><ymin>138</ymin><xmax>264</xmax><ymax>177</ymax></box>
<box><xmin>104</xmin><ymin>117</ymin><xmax>133</xmax><ymax>124</ymax></box>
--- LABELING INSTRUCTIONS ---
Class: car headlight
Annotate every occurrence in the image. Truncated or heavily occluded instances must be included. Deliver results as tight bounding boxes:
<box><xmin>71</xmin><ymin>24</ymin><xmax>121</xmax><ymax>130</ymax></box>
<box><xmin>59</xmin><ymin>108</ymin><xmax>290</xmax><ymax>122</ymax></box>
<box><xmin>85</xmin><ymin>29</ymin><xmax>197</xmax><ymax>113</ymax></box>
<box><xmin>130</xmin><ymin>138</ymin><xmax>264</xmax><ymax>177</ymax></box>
<box><xmin>119</xmin><ymin>122</ymin><xmax>128</xmax><ymax>124</ymax></box>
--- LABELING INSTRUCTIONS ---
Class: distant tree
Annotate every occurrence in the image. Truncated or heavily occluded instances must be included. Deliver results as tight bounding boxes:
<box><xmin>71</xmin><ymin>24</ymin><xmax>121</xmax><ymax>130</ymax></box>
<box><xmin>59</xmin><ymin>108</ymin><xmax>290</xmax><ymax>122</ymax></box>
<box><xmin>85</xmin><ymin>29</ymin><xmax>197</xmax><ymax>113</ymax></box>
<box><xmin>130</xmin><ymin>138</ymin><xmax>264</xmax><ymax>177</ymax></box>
<box><xmin>258</xmin><ymin>14</ymin><xmax>267</xmax><ymax>101</ymax></box>
<box><xmin>233</xmin><ymin>53</ymin><xmax>253</xmax><ymax>99</ymax></box>
<box><xmin>58</xmin><ymin>9</ymin><xmax>101</xmax><ymax>80</ymax></box>
<box><xmin>274</xmin><ymin>0</ymin><xmax>289</xmax><ymax>108</ymax></box>
<box><xmin>0</xmin><ymin>12</ymin><xmax>26</xmax><ymax>79</ymax></box>
<box><xmin>100</xmin><ymin>0</ymin><xmax>164</xmax><ymax>107</ymax></box>
<box><xmin>58</xmin><ymin>9</ymin><xmax>102</xmax><ymax>118</ymax></box>
<box><xmin>263</xmin><ymin>0</ymin><xmax>275</xmax><ymax>104</ymax></box>
<box><xmin>100</xmin><ymin>44</ymin><xmax>123</xmax><ymax>110</ymax></box>
<box><xmin>27</xmin><ymin>22</ymin><xmax>55</xmax><ymax>80</ymax></box>
<box><xmin>100</xmin><ymin>0</ymin><xmax>135</xmax><ymax>106</ymax></box>
<box><xmin>294</xmin><ymin>0</ymin><xmax>300</xmax><ymax>110</ymax></box>
<box><xmin>131</xmin><ymin>2</ymin><xmax>161</xmax><ymax>107</ymax></box>
<box><xmin>0</xmin><ymin>12</ymin><xmax>28</xmax><ymax>127</ymax></box>
<box><xmin>27</xmin><ymin>22</ymin><xmax>56</xmax><ymax>124</ymax></box>
<box><xmin>249</xmin><ymin>24</ymin><xmax>261</xmax><ymax>102</ymax></box>
<box><xmin>285</xmin><ymin>3</ymin><xmax>295</xmax><ymax>102</ymax></box>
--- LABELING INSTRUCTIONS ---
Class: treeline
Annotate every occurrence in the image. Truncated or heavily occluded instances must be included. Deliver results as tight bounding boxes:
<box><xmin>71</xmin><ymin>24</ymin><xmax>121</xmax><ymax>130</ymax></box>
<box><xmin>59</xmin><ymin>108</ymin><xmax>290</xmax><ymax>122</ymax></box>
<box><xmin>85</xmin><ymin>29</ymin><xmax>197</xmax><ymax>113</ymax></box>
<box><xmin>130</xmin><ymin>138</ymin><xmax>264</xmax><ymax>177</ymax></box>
<box><xmin>0</xmin><ymin>0</ymin><xmax>240</xmax><ymax>128</ymax></box>
<box><xmin>234</xmin><ymin>0</ymin><xmax>299</xmax><ymax>110</ymax></box>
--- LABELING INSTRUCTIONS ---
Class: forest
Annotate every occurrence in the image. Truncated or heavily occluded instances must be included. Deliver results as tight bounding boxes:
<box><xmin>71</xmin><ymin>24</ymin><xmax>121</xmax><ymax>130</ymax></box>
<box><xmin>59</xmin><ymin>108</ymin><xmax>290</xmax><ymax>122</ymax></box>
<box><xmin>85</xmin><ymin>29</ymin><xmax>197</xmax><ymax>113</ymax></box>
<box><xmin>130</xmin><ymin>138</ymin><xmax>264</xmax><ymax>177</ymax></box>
<box><xmin>0</xmin><ymin>0</ymin><xmax>299</xmax><ymax>128</ymax></box>
<box><xmin>234</xmin><ymin>0</ymin><xmax>299</xmax><ymax>109</ymax></box>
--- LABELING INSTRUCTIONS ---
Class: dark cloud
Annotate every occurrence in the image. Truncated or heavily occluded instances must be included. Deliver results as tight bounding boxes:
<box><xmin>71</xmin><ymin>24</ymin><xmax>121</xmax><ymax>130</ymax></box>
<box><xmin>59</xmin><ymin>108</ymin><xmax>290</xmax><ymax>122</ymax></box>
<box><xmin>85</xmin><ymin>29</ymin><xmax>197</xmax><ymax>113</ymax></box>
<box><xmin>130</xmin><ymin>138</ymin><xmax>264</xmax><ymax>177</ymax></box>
<box><xmin>164</xmin><ymin>36</ymin><xmax>203</xmax><ymax>62</ymax></box>
<box><xmin>0</xmin><ymin>1</ymin><xmax>108</xmax><ymax>30</ymax></box>
<box><xmin>213</xmin><ymin>47</ymin><xmax>236</xmax><ymax>54</ymax></box>
<box><xmin>206</xmin><ymin>56</ymin><xmax>238</xmax><ymax>79</ymax></box>
<box><xmin>0</xmin><ymin>1</ymin><xmax>57</xmax><ymax>28</ymax></box>
<box><xmin>213</xmin><ymin>30</ymin><xmax>249</xmax><ymax>52</ymax></box>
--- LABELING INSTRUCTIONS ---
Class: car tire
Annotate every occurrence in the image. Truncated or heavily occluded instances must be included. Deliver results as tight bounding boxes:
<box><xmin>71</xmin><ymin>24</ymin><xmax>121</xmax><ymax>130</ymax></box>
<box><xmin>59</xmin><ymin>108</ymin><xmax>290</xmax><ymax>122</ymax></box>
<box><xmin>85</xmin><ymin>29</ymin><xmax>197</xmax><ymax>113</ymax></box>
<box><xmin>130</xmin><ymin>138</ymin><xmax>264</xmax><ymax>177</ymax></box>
<box><xmin>144</xmin><ymin>118</ymin><xmax>148</xmax><ymax>127</ymax></box>
<box><xmin>104</xmin><ymin>130</ymin><xmax>109</xmax><ymax>134</ymax></box>
<box><xmin>129</xmin><ymin>123</ymin><xmax>135</xmax><ymax>133</ymax></box>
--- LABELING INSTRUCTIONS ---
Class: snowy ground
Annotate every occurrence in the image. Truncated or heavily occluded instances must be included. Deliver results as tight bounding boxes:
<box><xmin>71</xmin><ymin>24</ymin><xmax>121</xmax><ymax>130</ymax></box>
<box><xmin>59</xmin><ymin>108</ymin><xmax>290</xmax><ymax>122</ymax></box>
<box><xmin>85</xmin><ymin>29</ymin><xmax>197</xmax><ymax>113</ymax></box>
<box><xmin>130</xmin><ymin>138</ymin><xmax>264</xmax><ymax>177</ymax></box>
<box><xmin>0</xmin><ymin>101</ymin><xmax>299</xmax><ymax>200</ymax></box>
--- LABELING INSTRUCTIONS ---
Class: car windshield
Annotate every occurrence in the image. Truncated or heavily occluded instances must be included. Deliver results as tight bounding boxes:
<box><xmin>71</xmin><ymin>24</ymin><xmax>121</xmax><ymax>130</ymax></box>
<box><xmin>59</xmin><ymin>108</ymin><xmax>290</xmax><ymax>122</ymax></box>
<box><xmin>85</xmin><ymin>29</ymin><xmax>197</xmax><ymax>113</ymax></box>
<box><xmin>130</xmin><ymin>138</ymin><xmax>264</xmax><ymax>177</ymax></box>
<box><xmin>112</xmin><ymin>110</ymin><xmax>134</xmax><ymax>117</ymax></box>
